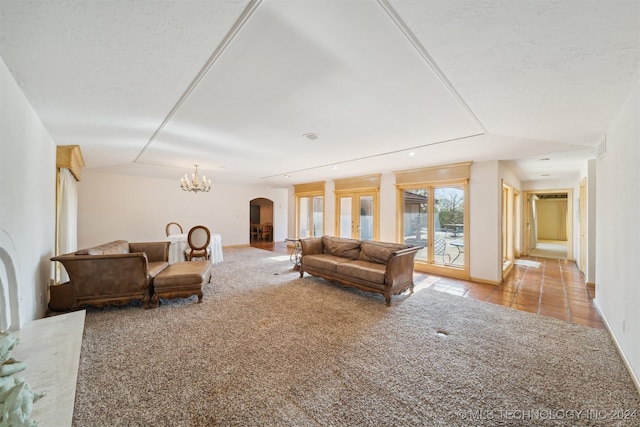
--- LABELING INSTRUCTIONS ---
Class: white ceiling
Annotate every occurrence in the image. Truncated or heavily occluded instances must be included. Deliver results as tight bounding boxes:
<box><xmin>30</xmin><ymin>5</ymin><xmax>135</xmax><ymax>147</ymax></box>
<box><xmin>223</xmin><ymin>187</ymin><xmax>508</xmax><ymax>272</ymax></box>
<box><xmin>1</xmin><ymin>0</ymin><xmax>638</xmax><ymax>187</ymax></box>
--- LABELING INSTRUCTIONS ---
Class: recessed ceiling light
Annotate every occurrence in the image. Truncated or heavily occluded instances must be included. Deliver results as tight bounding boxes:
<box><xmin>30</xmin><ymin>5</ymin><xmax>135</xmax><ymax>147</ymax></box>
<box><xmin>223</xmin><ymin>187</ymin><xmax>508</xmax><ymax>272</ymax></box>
<box><xmin>330</xmin><ymin>165</ymin><xmax>338</xmax><ymax>170</ymax></box>
<box><xmin>302</xmin><ymin>133</ymin><xmax>319</xmax><ymax>141</ymax></box>
<box><xmin>408</xmin><ymin>152</ymin><xmax>416</xmax><ymax>157</ymax></box>
<box><xmin>284</xmin><ymin>174</ymin><xmax>290</xmax><ymax>178</ymax></box>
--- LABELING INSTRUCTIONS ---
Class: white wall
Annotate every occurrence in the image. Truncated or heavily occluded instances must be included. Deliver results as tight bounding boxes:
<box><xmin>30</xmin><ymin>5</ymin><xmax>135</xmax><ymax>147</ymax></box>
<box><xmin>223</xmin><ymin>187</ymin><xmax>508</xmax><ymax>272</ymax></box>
<box><xmin>379</xmin><ymin>173</ymin><xmax>397</xmax><ymax>242</ymax></box>
<box><xmin>470</xmin><ymin>161</ymin><xmax>502</xmax><ymax>283</ymax></box>
<box><xmin>77</xmin><ymin>171</ymin><xmax>288</xmax><ymax>249</ymax></box>
<box><xmin>499</xmin><ymin>161</ymin><xmax>524</xmax><ymax>259</ymax></box>
<box><xmin>586</xmin><ymin>159</ymin><xmax>597</xmax><ymax>285</ymax></box>
<box><xmin>0</xmin><ymin>56</ymin><xmax>56</xmax><ymax>327</ymax></box>
<box><xmin>324</xmin><ymin>180</ymin><xmax>336</xmax><ymax>236</ymax></box>
<box><xmin>595</xmin><ymin>81</ymin><xmax>639</xmax><ymax>386</ymax></box>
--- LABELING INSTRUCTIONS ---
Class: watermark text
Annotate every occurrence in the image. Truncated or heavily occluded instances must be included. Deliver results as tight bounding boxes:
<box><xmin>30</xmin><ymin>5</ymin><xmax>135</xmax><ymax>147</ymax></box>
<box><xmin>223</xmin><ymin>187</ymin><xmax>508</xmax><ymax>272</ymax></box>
<box><xmin>455</xmin><ymin>409</ymin><xmax>637</xmax><ymax>422</ymax></box>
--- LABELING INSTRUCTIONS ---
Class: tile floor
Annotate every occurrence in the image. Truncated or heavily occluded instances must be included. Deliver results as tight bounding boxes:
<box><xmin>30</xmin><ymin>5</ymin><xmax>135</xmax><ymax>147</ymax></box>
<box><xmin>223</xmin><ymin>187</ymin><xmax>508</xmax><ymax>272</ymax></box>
<box><xmin>414</xmin><ymin>257</ymin><xmax>603</xmax><ymax>329</ymax></box>
<box><xmin>253</xmin><ymin>241</ymin><xmax>604</xmax><ymax>330</ymax></box>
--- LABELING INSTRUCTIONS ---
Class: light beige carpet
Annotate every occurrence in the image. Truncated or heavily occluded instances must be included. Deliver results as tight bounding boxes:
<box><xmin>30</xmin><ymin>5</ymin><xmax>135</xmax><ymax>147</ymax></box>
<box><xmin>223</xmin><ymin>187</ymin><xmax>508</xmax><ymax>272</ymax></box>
<box><xmin>72</xmin><ymin>247</ymin><xmax>640</xmax><ymax>426</ymax></box>
<box><xmin>529</xmin><ymin>240</ymin><xmax>568</xmax><ymax>260</ymax></box>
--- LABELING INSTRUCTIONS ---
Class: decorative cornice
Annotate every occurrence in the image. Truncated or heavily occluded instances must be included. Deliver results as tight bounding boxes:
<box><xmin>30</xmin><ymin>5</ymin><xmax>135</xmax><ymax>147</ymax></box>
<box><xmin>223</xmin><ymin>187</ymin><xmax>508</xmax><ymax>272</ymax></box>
<box><xmin>56</xmin><ymin>145</ymin><xmax>85</xmax><ymax>181</ymax></box>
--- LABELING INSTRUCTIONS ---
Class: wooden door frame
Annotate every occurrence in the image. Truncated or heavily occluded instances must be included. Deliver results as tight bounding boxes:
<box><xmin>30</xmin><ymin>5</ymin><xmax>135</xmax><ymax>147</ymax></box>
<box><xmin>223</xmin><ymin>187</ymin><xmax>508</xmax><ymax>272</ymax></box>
<box><xmin>395</xmin><ymin>183</ymin><xmax>470</xmax><ymax>280</ymax></box>
<box><xmin>523</xmin><ymin>189</ymin><xmax>573</xmax><ymax>260</ymax></box>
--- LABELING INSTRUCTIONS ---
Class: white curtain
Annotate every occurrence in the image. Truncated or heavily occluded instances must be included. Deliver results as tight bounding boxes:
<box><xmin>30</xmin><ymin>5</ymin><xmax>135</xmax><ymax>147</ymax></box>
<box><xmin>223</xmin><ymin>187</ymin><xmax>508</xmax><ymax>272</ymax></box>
<box><xmin>58</xmin><ymin>168</ymin><xmax>78</xmax><ymax>283</ymax></box>
<box><xmin>536</xmin><ymin>199</ymin><xmax>568</xmax><ymax>241</ymax></box>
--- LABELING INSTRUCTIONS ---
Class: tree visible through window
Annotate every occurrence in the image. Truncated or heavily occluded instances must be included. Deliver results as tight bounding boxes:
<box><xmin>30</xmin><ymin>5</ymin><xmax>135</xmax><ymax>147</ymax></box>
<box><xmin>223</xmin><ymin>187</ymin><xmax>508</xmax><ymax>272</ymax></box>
<box><xmin>400</xmin><ymin>185</ymin><xmax>466</xmax><ymax>272</ymax></box>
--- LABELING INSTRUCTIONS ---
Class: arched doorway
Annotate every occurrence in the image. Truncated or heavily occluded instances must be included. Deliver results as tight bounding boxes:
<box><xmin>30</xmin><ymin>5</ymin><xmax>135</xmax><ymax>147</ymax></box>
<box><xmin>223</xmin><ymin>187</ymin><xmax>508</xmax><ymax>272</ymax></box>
<box><xmin>249</xmin><ymin>198</ymin><xmax>274</xmax><ymax>243</ymax></box>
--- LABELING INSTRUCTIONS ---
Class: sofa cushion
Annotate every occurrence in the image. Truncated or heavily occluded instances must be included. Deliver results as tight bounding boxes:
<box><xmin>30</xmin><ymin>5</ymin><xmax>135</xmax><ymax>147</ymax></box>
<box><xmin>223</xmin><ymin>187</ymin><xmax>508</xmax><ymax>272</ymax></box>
<box><xmin>336</xmin><ymin>260</ymin><xmax>386</xmax><ymax>284</ymax></box>
<box><xmin>359</xmin><ymin>240</ymin><xmax>411</xmax><ymax>264</ymax></box>
<box><xmin>147</xmin><ymin>261</ymin><xmax>169</xmax><ymax>278</ymax></box>
<box><xmin>303</xmin><ymin>254</ymin><xmax>352</xmax><ymax>273</ymax></box>
<box><xmin>154</xmin><ymin>261</ymin><xmax>211</xmax><ymax>288</ymax></box>
<box><xmin>87</xmin><ymin>240</ymin><xmax>130</xmax><ymax>255</ymax></box>
<box><xmin>322</xmin><ymin>236</ymin><xmax>361</xmax><ymax>260</ymax></box>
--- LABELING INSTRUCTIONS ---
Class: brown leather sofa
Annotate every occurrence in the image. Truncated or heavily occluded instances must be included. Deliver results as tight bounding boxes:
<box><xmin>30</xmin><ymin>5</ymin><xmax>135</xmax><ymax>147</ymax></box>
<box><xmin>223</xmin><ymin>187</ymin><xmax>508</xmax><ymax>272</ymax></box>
<box><xmin>50</xmin><ymin>240</ymin><xmax>170</xmax><ymax>310</ymax></box>
<box><xmin>299</xmin><ymin>236</ymin><xmax>421</xmax><ymax>306</ymax></box>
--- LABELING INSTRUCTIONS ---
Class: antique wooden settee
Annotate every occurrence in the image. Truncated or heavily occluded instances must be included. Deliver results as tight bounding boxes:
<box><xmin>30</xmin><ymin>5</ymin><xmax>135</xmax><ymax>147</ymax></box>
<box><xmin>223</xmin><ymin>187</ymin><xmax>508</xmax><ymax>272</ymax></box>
<box><xmin>299</xmin><ymin>235</ymin><xmax>421</xmax><ymax>306</ymax></box>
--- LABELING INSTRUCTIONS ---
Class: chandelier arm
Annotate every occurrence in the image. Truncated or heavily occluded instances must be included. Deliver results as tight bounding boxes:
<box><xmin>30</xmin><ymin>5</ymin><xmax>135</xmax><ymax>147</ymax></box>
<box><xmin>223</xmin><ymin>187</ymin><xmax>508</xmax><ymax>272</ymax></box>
<box><xmin>180</xmin><ymin>164</ymin><xmax>211</xmax><ymax>193</ymax></box>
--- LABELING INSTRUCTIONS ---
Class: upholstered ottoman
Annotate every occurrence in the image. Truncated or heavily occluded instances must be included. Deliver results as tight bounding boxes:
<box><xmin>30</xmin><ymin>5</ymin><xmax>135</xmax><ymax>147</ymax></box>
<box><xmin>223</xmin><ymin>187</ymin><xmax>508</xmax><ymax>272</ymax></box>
<box><xmin>151</xmin><ymin>260</ymin><xmax>211</xmax><ymax>308</ymax></box>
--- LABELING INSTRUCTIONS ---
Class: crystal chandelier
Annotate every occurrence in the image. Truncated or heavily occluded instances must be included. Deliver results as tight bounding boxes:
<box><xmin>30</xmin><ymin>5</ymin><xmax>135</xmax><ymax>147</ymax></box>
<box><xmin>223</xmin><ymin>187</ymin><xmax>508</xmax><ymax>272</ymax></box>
<box><xmin>180</xmin><ymin>164</ymin><xmax>211</xmax><ymax>193</ymax></box>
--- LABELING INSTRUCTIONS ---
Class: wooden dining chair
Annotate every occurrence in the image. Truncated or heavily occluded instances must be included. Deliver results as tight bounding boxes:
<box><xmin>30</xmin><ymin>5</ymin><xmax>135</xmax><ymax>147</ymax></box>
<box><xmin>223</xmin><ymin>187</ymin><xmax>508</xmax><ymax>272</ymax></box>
<box><xmin>165</xmin><ymin>222</ymin><xmax>183</xmax><ymax>237</ymax></box>
<box><xmin>260</xmin><ymin>223</ymin><xmax>273</xmax><ymax>241</ymax></box>
<box><xmin>185</xmin><ymin>225</ymin><xmax>211</xmax><ymax>261</ymax></box>
<box><xmin>250</xmin><ymin>224</ymin><xmax>260</xmax><ymax>241</ymax></box>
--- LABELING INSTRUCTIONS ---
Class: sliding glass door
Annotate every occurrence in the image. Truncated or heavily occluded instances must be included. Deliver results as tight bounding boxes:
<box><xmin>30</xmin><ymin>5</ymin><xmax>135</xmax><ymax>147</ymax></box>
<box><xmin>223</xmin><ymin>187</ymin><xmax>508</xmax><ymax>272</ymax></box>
<box><xmin>399</xmin><ymin>184</ymin><xmax>467</xmax><ymax>277</ymax></box>
<box><xmin>294</xmin><ymin>181</ymin><xmax>325</xmax><ymax>239</ymax></box>
<box><xmin>297</xmin><ymin>195</ymin><xmax>324</xmax><ymax>238</ymax></box>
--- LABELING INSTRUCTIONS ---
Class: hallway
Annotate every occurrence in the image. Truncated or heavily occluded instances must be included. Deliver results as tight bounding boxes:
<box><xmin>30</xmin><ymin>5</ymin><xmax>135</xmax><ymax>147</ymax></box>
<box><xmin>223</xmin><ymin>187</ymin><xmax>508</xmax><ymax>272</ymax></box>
<box><xmin>529</xmin><ymin>239</ymin><xmax>568</xmax><ymax>259</ymax></box>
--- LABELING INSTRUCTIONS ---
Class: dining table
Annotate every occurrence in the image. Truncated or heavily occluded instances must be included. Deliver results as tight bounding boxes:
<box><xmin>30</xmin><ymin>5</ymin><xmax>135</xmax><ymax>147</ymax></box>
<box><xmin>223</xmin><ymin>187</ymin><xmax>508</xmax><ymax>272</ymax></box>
<box><xmin>166</xmin><ymin>232</ymin><xmax>223</xmax><ymax>264</ymax></box>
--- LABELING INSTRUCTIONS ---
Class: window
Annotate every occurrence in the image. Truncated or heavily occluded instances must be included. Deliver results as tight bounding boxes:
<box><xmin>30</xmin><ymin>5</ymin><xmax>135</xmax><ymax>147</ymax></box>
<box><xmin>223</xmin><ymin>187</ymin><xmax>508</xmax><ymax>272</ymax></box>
<box><xmin>395</xmin><ymin>163</ymin><xmax>470</xmax><ymax>279</ymax></box>
<box><xmin>294</xmin><ymin>182</ymin><xmax>325</xmax><ymax>238</ymax></box>
<box><xmin>334</xmin><ymin>175</ymin><xmax>380</xmax><ymax>240</ymax></box>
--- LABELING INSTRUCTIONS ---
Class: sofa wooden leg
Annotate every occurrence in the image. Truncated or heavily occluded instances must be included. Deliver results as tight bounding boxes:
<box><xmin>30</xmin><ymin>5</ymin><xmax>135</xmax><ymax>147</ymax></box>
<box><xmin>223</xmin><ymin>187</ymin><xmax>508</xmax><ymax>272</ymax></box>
<box><xmin>299</xmin><ymin>271</ymin><xmax>304</xmax><ymax>278</ymax></box>
<box><xmin>385</xmin><ymin>294</ymin><xmax>391</xmax><ymax>307</ymax></box>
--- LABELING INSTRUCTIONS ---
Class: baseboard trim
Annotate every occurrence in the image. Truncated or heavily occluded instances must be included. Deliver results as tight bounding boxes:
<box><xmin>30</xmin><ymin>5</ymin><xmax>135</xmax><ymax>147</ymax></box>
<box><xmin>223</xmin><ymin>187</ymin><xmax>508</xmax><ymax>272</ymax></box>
<box><xmin>502</xmin><ymin>261</ymin><xmax>514</xmax><ymax>280</ymax></box>
<box><xmin>592</xmin><ymin>299</ymin><xmax>640</xmax><ymax>395</ymax></box>
<box><xmin>223</xmin><ymin>244</ymin><xmax>250</xmax><ymax>249</ymax></box>
<box><xmin>470</xmin><ymin>276</ymin><xmax>501</xmax><ymax>286</ymax></box>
